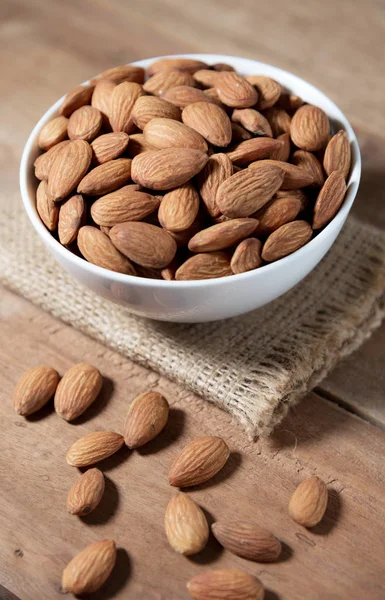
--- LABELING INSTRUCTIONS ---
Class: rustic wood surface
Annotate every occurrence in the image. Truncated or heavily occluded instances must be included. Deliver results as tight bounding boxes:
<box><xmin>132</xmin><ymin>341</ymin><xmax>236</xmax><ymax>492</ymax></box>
<box><xmin>1</xmin><ymin>0</ymin><xmax>385</xmax><ymax>598</ymax></box>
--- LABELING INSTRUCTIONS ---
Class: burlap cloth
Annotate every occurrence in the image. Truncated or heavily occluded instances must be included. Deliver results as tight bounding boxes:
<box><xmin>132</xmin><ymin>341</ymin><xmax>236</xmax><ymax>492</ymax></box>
<box><xmin>1</xmin><ymin>206</ymin><xmax>385</xmax><ymax>437</ymax></box>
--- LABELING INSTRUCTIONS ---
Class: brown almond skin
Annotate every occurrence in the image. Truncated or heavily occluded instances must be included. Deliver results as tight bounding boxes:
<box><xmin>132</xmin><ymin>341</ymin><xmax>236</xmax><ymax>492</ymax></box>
<box><xmin>48</xmin><ymin>140</ymin><xmax>92</xmax><ymax>202</ymax></box>
<box><xmin>95</xmin><ymin>64</ymin><xmax>145</xmax><ymax>84</ymax></box>
<box><xmin>168</xmin><ymin>435</ymin><xmax>230</xmax><ymax>487</ymax></box>
<box><xmin>232</xmin><ymin>109</ymin><xmax>272</xmax><ymax>137</ymax></box>
<box><xmin>13</xmin><ymin>365</ymin><xmax>60</xmax><ymax>416</ymax></box>
<box><xmin>131</xmin><ymin>148</ymin><xmax>209</xmax><ymax>190</ymax></box>
<box><xmin>66</xmin><ymin>431</ymin><xmax>125</xmax><ymax>467</ymax></box>
<box><xmin>127</xmin><ymin>133</ymin><xmax>157</xmax><ymax>157</ymax></box>
<box><xmin>147</xmin><ymin>58</ymin><xmax>208</xmax><ymax>77</ymax></box>
<box><xmin>161</xmin><ymin>85</ymin><xmax>221</xmax><ymax>108</ymax></box>
<box><xmin>54</xmin><ymin>362</ymin><xmax>103</xmax><ymax>422</ymax></box>
<box><xmin>313</xmin><ymin>171</ymin><xmax>347</xmax><ymax>230</ymax></box>
<box><xmin>62</xmin><ymin>539</ymin><xmax>116</xmax><ymax>595</ymax></box>
<box><xmin>144</xmin><ymin>118</ymin><xmax>208</xmax><ymax>152</ymax></box>
<box><xmin>231</xmin><ymin>122</ymin><xmax>253</xmax><ymax>143</ymax></box>
<box><xmin>124</xmin><ymin>391</ymin><xmax>169</xmax><ymax>448</ymax></box>
<box><xmin>159</xmin><ymin>183</ymin><xmax>200</xmax><ymax>232</ymax></box>
<box><xmin>193</xmin><ymin>69</ymin><xmax>220</xmax><ymax>88</ymax></box>
<box><xmin>182</xmin><ymin>102</ymin><xmax>232</xmax><ymax>147</ymax></box>
<box><xmin>226</xmin><ymin>137</ymin><xmax>282</xmax><ymax>166</ymax></box>
<box><xmin>288</xmin><ymin>476</ymin><xmax>328</xmax><ymax>527</ymax></box>
<box><xmin>68</xmin><ymin>106</ymin><xmax>103</xmax><ymax>142</ymax></box>
<box><xmin>165</xmin><ymin>493</ymin><xmax>209</xmax><ymax>556</ymax></box>
<box><xmin>262</xmin><ymin>220</ymin><xmax>313</xmax><ymax>262</ymax></box>
<box><xmin>249</xmin><ymin>159</ymin><xmax>314</xmax><ymax>190</ymax></box>
<box><xmin>187</xmin><ymin>568</ymin><xmax>264</xmax><ymax>600</ymax></box>
<box><xmin>58</xmin><ymin>194</ymin><xmax>86</xmax><ymax>245</ymax></box>
<box><xmin>292</xmin><ymin>150</ymin><xmax>325</xmax><ymax>188</ymax></box>
<box><xmin>91</xmin><ymin>187</ymin><xmax>160</xmax><ymax>226</ymax></box>
<box><xmin>91</xmin><ymin>79</ymin><xmax>115</xmax><ymax>125</ymax></box>
<box><xmin>264</xmin><ymin>106</ymin><xmax>291</xmax><ymax>137</ymax></box>
<box><xmin>188</xmin><ymin>219</ymin><xmax>259</xmax><ymax>253</ymax></box>
<box><xmin>91</xmin><ymin>132</ymin><xmax>129</xmax><ymax>165</ymax></box>
<box><xmin>196</xmin><ymin>153</ymin><xmax>233</xmax><ymax>218</ymax></box>
<box><xmin>38</xmin><ymin>116</ymin><xmax>68</xmax><ymax>150</ymax></box>
<box><xmin>290</xmin><ymin>104</ymin><xmax>330</xmax><ymax>151</ymax></box>
<box><xmin>60</xmin><ymin>84</ymin><xmax>95</xmax><ymax>117</ymax></box>
<box><xmin>36</xmin><ymin>180</ymin><xmax>59</xmax><ymax>231</ymax></box>
<box><xmin>78</xmin><ymin>226</ymin><xmax>136</xmax><ymax>275</ymax></box>
<box><xmin>143</xmin><ymin>70</ymin><xmax>196</xmax><ymax>95</ymax></box>
<box><xmin>109</xmin><ymin>81</ymin><xmax>145</xmax><ymax>134</ymax></box>
<box><xmin>110</xmin><ymin>221</ymin><xmax>177</xmax><ymax>268</ymax></box>
<box><xmin>77</xmin><ymin>158</ymin><xmax>132</xmax><ymax>195</ymax></box>
<box><xmin>270</xmin><ymin>132</ymin><xmax>291</xmax><ymax>162</ymax></box>
<box><xmin>215</xmin><ymin>72</ymin><xmax>259</xmax><ymax>108</ymax></box>
<box><xmin>217</xmin><ymin>163</ymin><xmax>285</xmax><ymax>218</ymax></box>
<box><xmin>323</xmin><ymin>130</ymin><xmax>351</xmax><ymax>179</ymax></box>
<box><xmin>231</xmin><ymin>238</ymin><xmax>262</xmax><ymax>274</ymax></box>
<box><xmin>132</xmin><ymin>95</ymin><xmax>181</xmax><ymax>129</ymax></box>
<box><xmin>276</xmin><ymin>188</ymin><xmax>308</xmax><ymax>211</ymax></box>
<box><xmin>67</xmin><ymin>468</ymin><xmax>105</xmax><ymax>516</ymax></box>
<box><xmin>34</xmin><ymin>140</ymin><xmax>71</xmax><ymax>181</ymax></box>
<box><xmin>246</xmin><ymin>75</ymin><xmax>282</xmax><ymax>109</ymax></box>
<box><xmin>254</xmin><ymin>196</ymin><xmax>302</xmax><ymax>235</ymax></box>
<box><xmin>212</xmin><ymin>520</ymin><xmax>282</xmax><ymax>562</ymax></box>
<box><xmin>175</xmin><ymin>252</ymin><xmax>233</xmax><ymax>280</ymax></box>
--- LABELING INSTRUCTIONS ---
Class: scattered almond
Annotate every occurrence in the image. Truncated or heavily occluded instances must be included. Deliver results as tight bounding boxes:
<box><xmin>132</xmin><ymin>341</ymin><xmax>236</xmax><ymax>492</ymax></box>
<box><xmin>168</xmin><ymin>435</ymin><xmax>230</xmax><ymax>487</ymax></box>
<box><xmin>54</xmin><ymin>362</ymin><xmax>103</xmax><ymax>422</ymax></box>
<box><xmin>67</xmin><ymin>468</ymin><xmax>105</xmax><ymax>516</ymax></box>
<box><xmin>124</xmin><ymin>391</ymin><xmax>169</xmax><ymax>448</ymax></box>
<box><xmin>187</xmin><ymin>568</ymin><xmax>264</xmax><ymax>600</ymax></box>
<box><xmin>288</xmin><ymin>475</ymin><xmax>328</xmax><ymax>527</ymax></box>
<box><xmin>13</xmin><ymin>365</ymin><xmax>60</xmax><ymax>416</ymax></box>
<box><xmin>62</xmin><ymin>539</ymin><xmax>116</xmax><ymax>595</ymax></box>
<box><xmin>66</xmin><ymin>431</ymin><xmax>125</xmax><ymax>467</ymax></box>
<box><xmin>165</xmin><ymin>492</ymin><xmax>209</xmax><ymax>556</ymax></box>
<box><xmin>212</xmin><ymin>520</ymin><xmax>282</xmax><ymax>562</ymax></box>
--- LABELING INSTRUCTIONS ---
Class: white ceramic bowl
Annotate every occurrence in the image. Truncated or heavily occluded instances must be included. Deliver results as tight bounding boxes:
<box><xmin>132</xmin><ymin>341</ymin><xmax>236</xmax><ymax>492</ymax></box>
<box><xmin>20</xmin><ymin>53</ymin><xmax>361</xmax><ymax>323</ymax></box>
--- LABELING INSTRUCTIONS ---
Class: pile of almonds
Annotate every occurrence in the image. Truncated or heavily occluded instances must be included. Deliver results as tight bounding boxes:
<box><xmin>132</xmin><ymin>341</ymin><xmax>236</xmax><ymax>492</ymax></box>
<box><xmin>34</xmin><ymin>57</ymin><xmax>351</xmax><ymax>280</ymax></box>
<box><xmin>13</xmin><ymin>363</ymin><xmax>330</xmax><ymax>598</ymax></box>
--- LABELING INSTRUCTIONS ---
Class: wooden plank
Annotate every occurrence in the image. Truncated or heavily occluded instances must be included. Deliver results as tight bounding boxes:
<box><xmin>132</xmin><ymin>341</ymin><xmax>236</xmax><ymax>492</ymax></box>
<box><xmin>1</xmin><ymin>288</ymin><xmax>385</xmax><ymax>599</ymax></box>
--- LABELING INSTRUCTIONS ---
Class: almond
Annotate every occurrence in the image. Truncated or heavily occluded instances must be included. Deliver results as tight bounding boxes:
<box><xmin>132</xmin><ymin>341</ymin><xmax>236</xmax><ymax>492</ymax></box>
<box><xmin>143</xmin><ymin>70</ymin><xmax>196</xmax><ymax>96</ymax></box>
<box><xmin>131</xmin><ymin>148</ymin><xmax>209</xmax><ymax>190</ymax></box>
<box><xmin>77</xmin><ymin>158</ymin><xmax>132</xmax><ymax>195</ymax></box>
<box><xmin>175</xmin><ymin>252</ymin><xmax>232</xmax><ymax>280</ymax></box>
<box><xmin>323</xmin><ymin>130</ymin><xmax>351</xmax><ymax>179</ymax></box>
<box><xmin>78</xmin><ymin>225</ymin><xmax>136</xmax><ymax>275</ymax></box>
<box><xmin>187</xmin><ymin>568</ymin><xmax>264</xmax><ymax>600</ymax></box>
<box><xmin>254</xmin><ymin>195</ymin><xmax>302</xmax><ymax>235</ymax></box>
<box><xmin>109</xmin><ymin>81</ymin><xmax>145</xmax><ymax>134</ymax></box>
<box><xmin>132</xmin><ymin>96</ymin><xmax>181</xmax><ymax>129</ymax></box>
<box><xmin>124</xmin><ymin>391</ymin><xmax>169</xmax><ymax>448</ymax></box>
<box><xmin>38</xmin><ymin>116</ymin><xmax>68</xmax><ymax>151</ymax></box>
<box><xmin>189</xmin><ymin>218</ymin><xmax>258</xmax><ymax>252</ymax></box>
<box><xmin>58</xmin><ymin>194</ymin><xmax>85</xmax><ymax>245</ymax></box>
<box><xmin>165</xmin><ymin>493</ymin><xmax>209</xmax><ymax>556</ymax></box>
<box><xmin>269</xmin><ymin>132</ymin><xmax>291</xmax><ymax>161</ymax></box>
<box><xmin>48</xmin><ymin>140</ymin><xmax>92</xmax><ymax>202</ymax></box>
<box><xmin>196</xmin><ymin>153</ymin><xmax>233</xmax><ymax>217</ymax></box>
<box><xmin>161</xmin><ymin>258</ymin><xmax>180</xmax><ymax>280</ymax></box>
<box><xmin>59</xmin><ymin>84</ymin><xmax>95</xmax><ymax>117</ymax></box>
<box><xmin>182</xmin><ymin>102</ymin><xmax>232</xmax><ymax>147</ymax></box>
<box><xmin>159</xmin><ymin>183</ymin><xmax>200</xmax><ymax>232</ymax></box>
<box><xmin>262</xmin><ymin>220</ymin><xmax>312</xmax><ymax>262</ymax></box>
<box><xmin>215</xmin><ymin>72</ymin><xmax>258</xmax><ymax>108</ymax></box>
<box><xmin>312</xmin><ymin>171</ymin><xmax>346</xmax><ymax>229</ymax></box>
<box><xmin>13</xmin><ymin>365</ymin><xmax>60</xmax><ymax>416</ymax></box>
<box><xmin>232</xmin><ymin>108</ymin><xmax>272</xmax><ymax>137</ymax></box>
<box><xmin>193</xmin><ymin>69</ymin><xmax>220</xmax><ymax>88</ymax></box>
<box><xmin>147</xmin><ymin>58</ymin><xmax>208</xmax><ymax>77</ymax></box>
<box><xmin>91</xmin><ymin>132</ymin><xmax>130</xmax><ymax>165</ymax></box>
<box><xmin>168</xmin><ymin>435</ymin><xmax>230</xmax><ymax>487</ymax></box>
<box><xmin>246</xmin><ymin>75</ymin><xmax>282</xmax><ymax>109</ymax></box>
<box><xmin>161</xmin><ymin>86</ymin><xmax>221</xmax><ymax>108</ymax></box>
<box><xmin>95</xmin><ymin>64</ymin><xmax>145</xmax><ymax>84</ymax></box>
<box><xmin>263</xmin><ymin>106</ymin><xmax>291</xmax><ymax>136</ymax></box>
<box><xmin>226</xmin><ymin>137</ymin><xmax>282</xmax><ymax>166</ymax></box>
<box><xmin>292</xmin><ymin>150</ymin><xmax>325</xmax><ymax>187</ymax></box>
<box><xmin>67</xmin><ymin>468</ymin><xmax>105</xmax><ymax>516</ymax></box>
<box><xmin>91</xmin><ymin>187</ymin><xmax>160</xmax><ymax>226</ymax></box>
<box><xmin>212</xmin><ymin>63</ymin><xmax>235</xmax><ymax>72</ymax></box>
<box><xmin>36</xmin><ymin>180</ymin><xmax>59</xmax><ymax>231</ymax></box>
<box><xmin>144</xmin><ymin>118</ymin><xmax>208</xmax><ymax>152</ymax></box>
<box><xmin>288</xmin><ymin>475</ymin><xmax>328</xmax><ymax>527</ymax></box>
<box><xmin>62</xmin><ymin>539</ymin><xmax>116</xmax><ymax>595</ymax></box>
<box><xmin>231</xmin><ymin>238</ymin><xmax>262</xmax><ymax>274</ymax></box>
<box><xmin>110</xmin><ymin>221</ymin><xmax>177</xmax><ymax>268</ymax></box>
<box><xmin>277</xmin><ymin>93</ymin><xmax>304</xmax><ymax>112</ymax></box>
<box><xmin>127</xmin><ymin>133</ymin><xmax>157</xmax><ymax>157</ymax></box>
<box><xmin>54</xmin><ymin>362</ymin><xmax>103</xmax><ymax>422</ymax></box>
<box><xmin>212</xmin><ymin>520</ymin><xmax>282</xmax><ymax>562</ymax></box>
<box><xmin>290</xmin><ymin>104</ymin><xmax>330</xmax><ymax>151</ymax></box>
<box><xmin>91</xmin><ymin>79</ymin><xmax>115</xmax><ymax>125</ymax></box>
<box><xmin>231</xmin><ymin>122</ymin><xmax>253</xmax><ymax>142</ymax></box>
<box><xmin>66</xmin><ymin>431</ymin><xmax>125</xmax><ymax>467</ymax></box>
<box><xmin>249</xmin><ymin>159</ymin><xmax>314</xmax><ymax>189</ymax></box>
<box><xmin>217</xmin><ymin>163</ymin><xmax>284</xmax><ymax>217</ymax></box>
<box><xmin>276</xmin><ymin>188</ymin><xmax>308</xmax><ymax>211</ymax></box>
<box><xmin>168</xmin><ymin>219</ymin><xmax>203</xmax><ymax>248</ymax></box>
<box><xmin>34</xmin><ymin>140</ymin><xmax>71</xmax><ymax>180</ymax></box>
<box><xmin>68</xmin><ymin>106</ymin><xmax>102</xmax><ymax>142</ymax></box>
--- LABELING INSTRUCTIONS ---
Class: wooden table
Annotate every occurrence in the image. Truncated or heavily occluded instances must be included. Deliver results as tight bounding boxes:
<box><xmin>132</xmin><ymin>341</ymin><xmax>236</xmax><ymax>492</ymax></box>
<box><xmin>1</xmin><ymin>1</ymin><xmax>385</xmax><ymax>599</ymax></box>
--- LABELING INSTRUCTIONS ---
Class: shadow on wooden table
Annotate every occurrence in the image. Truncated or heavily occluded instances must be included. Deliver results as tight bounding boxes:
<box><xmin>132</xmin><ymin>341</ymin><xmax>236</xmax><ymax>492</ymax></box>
<box><xmin>91</xmin><ymin>548</ymin><xmax>131</xmax><ymax>600</ymax></box>
<box><xmin>137</xmin><ymin>407</ymin><xmax>186</xmax><ymax>455</ymax></box>
<box><xmin>72</xmin><ymin>376</ymin><xmax>115</xmax><ymax>425</ymax></box>
<box><xmin>311</xmin><ymin>488</ymin><xmax>342</xmax><ymax>535</ymax></box>
<box><xmin>188</xmin><ymin>506</ymin><xmax>224</xmax><ymax>565</ymax></box>
<box><xmin>80</xmin><ymin>475</ymin><xmax>119</xmax><ymax>526</ymax></box>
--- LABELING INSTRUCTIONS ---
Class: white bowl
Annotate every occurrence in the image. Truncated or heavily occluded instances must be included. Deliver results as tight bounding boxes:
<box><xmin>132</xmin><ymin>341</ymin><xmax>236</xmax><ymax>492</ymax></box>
<box><xmin>20</xmin><ymin>53</ymin><xmax>361</xmax><ymax>323</ymax></box>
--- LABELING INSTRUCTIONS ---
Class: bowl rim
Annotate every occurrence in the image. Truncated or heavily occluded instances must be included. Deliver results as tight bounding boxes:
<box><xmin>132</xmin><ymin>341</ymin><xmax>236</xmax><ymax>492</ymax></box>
<box><xmin>20</xmin><ymin>52</ymin><xmax>361</xmax><ymax>289</ymax></box>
